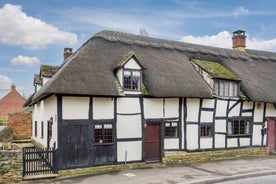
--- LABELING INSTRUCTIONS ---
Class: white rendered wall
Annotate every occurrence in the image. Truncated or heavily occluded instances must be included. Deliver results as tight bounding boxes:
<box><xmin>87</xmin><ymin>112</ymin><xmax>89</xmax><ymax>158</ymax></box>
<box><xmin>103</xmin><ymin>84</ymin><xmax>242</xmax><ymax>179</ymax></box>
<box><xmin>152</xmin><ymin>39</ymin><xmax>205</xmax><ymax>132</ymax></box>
<box><xmin>164</xmin><ymin>139</ymin><xmax>179</xmax><ymax>149</ymax></box>
<box><xmin>252</xmin><ymin>125</ymin><xmax>262</xmax><ymax>145</ymax></box>
<box><xmin>186</xmin><ymin>98</ymin><xmax>200</xmax><ymax>122</ymax></box>
<box><xmin>227</xmin><ymin>138</ymin><xmax>238</xmax><ymax>148</ymax></box>
<box><xmin>200</xmin><ymin>111</ymin><xmax>213</xmax><ymax>122</ymax></box>
<box><xmin>117</xmin><ymin>115</ymin><xmax>142</xmax><ymax>138</ymax></box>
<box><xmin>200</xmin><ymin>138</ymin><xmax>212</xmax><ymax>149</ymax></box>
<box><xmin>254</xmin><ymin>102</ymin><xmax>264</xmax><ymax>122</ymax></box>
<box><xmin>117</xmin><ymin>141</ymin><xmax>142</xmax><ymax>162</ymax></box>
<box><xmin>144</xmin><ymin>98</ymin><xmax>163</xmax><ymax>118</ymax></box>
<box><xmin>216</xmin><ymin>100</ymin><xmax>227</xmax><ymax>117</ymax></box>
<box><xmin>164</xmin><ymin>98</ymin><xmax>178</xmax><ymax>118</ymax></box>
<box><xmin>240</xmin><ymin>138</ymin><xmax>250</xmax><ymax>147</ymax></box>
<box><xmin>186</xmin><ymin>125</ymin><xmax>198</xmax><ymax>150</ymax></box>
<box><xmin>228</xmin><ymin>101</ymin><xmax>240</xmax><ymax>117</ymax></box>
<box><xmin>266</xmin><ymin>103</ymin><xmax>276</xmax><ymax>117</ymax></box>
<box><xmin>215</xmin><ymin>134</ymin><xmax>225</xmax><ymax>148</ymax></box>
<box><xmin>93</xmin><ymin>97</ymin><xmax>114</xmax><ymax>119</ymax></box>
<box><xmin>63</xmin><ymin>97</ymin><xmax>90</xmax><ymax>119</ymax></box>
<box><xmin>32</xmin><ymin>95</ymin><xmax>57</xmax><ymax>147</ymax></box>
<box><xmin>124</xmin><ymin>58</ymin><xmax>141</xmax><ymax>69</ymax></box>
<box><xmin>202</xmin><ymin>99</ymin><xmax>215</xmax><ymax>108</ymax></box>
<box><xmin>117</xmin><ymin>98</ymin><xmax>140</xmax><ymax>114</ymax></box>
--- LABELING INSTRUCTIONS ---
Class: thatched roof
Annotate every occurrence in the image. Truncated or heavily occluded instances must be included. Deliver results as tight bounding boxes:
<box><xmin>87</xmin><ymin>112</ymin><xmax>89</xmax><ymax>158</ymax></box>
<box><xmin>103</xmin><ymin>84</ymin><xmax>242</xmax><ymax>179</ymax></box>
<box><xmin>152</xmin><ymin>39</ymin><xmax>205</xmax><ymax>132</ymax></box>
<box><xmin>29</xmin><ymin>30</ymin><xmax>276</xmax><ymax>104</ymax></box>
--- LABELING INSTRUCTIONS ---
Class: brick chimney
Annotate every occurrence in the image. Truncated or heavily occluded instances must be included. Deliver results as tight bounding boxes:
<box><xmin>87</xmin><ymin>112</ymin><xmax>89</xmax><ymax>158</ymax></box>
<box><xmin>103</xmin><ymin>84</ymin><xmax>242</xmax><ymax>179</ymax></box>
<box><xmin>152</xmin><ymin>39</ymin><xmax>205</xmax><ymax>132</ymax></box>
<box><xmin>232</xmin><ymin>30</ymin><xmax>246</xmax><ymax>51</ymax></box>
<box><xmin>63</xmin><ymin>47</ymin><xmax>73</xmax><ymax>61</ymax></box>
<box><xmin>11</xmin><ymin>84</ymin><xmax>16</xmax><ymax>91</ymax></box>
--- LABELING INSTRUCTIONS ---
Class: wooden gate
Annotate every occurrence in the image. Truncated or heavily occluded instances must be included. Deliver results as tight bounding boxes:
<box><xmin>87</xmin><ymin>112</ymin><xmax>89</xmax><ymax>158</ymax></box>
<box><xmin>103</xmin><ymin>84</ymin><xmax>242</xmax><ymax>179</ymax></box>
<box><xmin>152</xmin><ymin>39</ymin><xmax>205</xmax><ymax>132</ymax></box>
<box><xmin>22</xmin><ymin>147</ymin><xmax>57</xmax><ymax>177</ymax></box>
<box><xmin>145</xmin><ymin>124</ymin><xmax>161</xmax><ymax>163</ymax></box>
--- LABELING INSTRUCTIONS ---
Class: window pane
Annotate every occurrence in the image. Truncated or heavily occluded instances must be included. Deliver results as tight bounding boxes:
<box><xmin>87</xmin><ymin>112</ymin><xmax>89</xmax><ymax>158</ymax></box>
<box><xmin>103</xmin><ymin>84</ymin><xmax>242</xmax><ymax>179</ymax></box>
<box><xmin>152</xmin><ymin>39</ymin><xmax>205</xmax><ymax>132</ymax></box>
<box><xmin>95</xmin><ymin>127</ymin><xmax>102</xmax><ymax>143</ymax></box>
<box><xmin>246</xmin><ymin>121</ymin><xmax>251</xmax><ymax>134</ymax></box>
<box><xmin>219</xmin><ymin>82</ymin><xmax>224</xmax><ymax>96</ymax></box>
<box><xmin>104</xmin><ymin>127</ymin><xmax>113</xmax><ymax>143</ymax></box>
<box><xmin>132</xmin><ymin>71</ymin><xmax>141</xmax><ymax>90</ymax></box>
<box><xmin>233</xmin><ymin>120</ymin><xmax>239</xmax><ymax>134</ymax></box>
<box><xmin>229</xmin><ymin>82</ymin><xmax>234</xmax><ymax>96</ymax></box>
<box><xmin>124</xmin><ymin>70</ymin><xmax>131</xmax><ymax>89</ymax></box>
<box><xmin>214</xmin><ymin>81</ymin><xmax>219</xmax><ymax>95</ymax></box>
<box><xmin>224</xmin><ymin>83</ymin><xmax>229</xmax><ymax>96</ymax></box>
<box><xmin>240</xmin><ymin>120</ymin><xmax>245</xmax><ymax>134</ymax></box>
<box><xmin>228</xmin><ymin>122</ymin><xmax>232</xmax><ymax>135</ymax></box>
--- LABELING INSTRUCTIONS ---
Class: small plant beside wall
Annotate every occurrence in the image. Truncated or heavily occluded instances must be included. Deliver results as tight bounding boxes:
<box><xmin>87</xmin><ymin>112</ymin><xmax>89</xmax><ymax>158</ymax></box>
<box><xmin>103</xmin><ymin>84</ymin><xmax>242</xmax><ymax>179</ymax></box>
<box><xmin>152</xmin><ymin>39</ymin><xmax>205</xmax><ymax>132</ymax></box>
<box><xmin>0</xmin><ymin>116</ymin><xmax>7</xmax><ymax>126</ymax></box>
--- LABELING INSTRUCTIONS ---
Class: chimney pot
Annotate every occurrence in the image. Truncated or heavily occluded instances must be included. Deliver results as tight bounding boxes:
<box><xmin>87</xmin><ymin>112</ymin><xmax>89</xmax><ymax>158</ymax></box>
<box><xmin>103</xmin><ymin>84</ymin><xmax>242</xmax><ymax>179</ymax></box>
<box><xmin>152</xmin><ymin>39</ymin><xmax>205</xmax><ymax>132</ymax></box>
<box><xmin>232</xmin><ymin>30</ymin><xmax>246</xmax><ymax>51</ymax></box>
<box><xmin>11</xmin><ymin>84</ymin><xmax>16</xmax><ymax>91</ymax></box>
<box><xmin>63</xmin><ymin>47</ymin><xmax>73</xmax><ymax>61</ymax></box>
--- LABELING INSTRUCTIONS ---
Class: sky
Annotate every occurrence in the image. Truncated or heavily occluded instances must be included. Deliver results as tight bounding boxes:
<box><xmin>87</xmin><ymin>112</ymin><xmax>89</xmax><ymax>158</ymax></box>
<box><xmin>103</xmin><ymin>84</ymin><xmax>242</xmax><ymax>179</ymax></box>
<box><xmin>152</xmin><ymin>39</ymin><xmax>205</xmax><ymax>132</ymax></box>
<box><xmin>1</xmin><ymin>0</ymin><xmax>276</xmax><ymax>98</ymax></box>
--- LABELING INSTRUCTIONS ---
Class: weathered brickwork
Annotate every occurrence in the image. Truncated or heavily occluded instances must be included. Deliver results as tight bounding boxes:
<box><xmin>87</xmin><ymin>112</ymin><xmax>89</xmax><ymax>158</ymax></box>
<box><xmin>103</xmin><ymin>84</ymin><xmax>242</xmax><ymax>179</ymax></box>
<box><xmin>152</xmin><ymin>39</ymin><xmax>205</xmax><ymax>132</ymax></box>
<box><xmin>8</xmin><ymin>112</ymin><xmax>32</xmax><ymax>140</ymax></box>
<box><xmin>0</xmin><ymin>150</ymin><xmax>22</xmax><ymax>183</ymax></box>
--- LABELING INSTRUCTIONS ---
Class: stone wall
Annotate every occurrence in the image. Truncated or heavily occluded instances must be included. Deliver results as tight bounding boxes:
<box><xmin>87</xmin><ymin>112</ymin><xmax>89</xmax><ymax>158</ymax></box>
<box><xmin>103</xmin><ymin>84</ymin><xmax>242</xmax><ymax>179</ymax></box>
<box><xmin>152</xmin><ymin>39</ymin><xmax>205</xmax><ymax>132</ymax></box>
<box><xmin>0</xmin><ymin>126</ymin><xmax>13</xmax><ymax>143</ymax></box>
<box><xmin>0</xmin><ymin>150</ymin><xmax>22</xmax><ymax>183</ymax></box>
<box><xmin>163</xmin><ymin>148</ymin><xmax>268</xmax><ymax>165</ymax></box>
<box><xmin>8</xmin><ymin>112</ymin><xmax>32</xmax><ymax>140</ymax></box>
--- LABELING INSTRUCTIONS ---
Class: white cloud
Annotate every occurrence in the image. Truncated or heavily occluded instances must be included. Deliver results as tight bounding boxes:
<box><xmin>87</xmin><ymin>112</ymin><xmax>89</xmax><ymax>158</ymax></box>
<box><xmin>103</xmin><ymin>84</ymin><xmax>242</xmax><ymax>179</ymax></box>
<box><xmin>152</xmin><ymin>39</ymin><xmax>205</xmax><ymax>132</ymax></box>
<box><xmin>233</xmin><ymin>6</ymin><xmax>249</xmax><ymax>17</ymax></box>
<box><xmin>181</xmin><ymin>31</ymin><xmax>232</xmax><ymax>49</ymax></box>
<box><xmin>181</xmin><ymin>31</ymin><xmax>276</xmax><ymax>51</ymax></box>
<box><xmin>0</xmin><ymin>75</ymin><xmax>13</xmax><ymax>90</ymax></box>
<box><xmin>0</xmin><ymin>4</ymin><xmax>77</xmax><ymax>49</ymax></box>
<box><xmin>10</xmin><ymin>55</ymin><xmax>40</xmax><ymax>67</ymax></box>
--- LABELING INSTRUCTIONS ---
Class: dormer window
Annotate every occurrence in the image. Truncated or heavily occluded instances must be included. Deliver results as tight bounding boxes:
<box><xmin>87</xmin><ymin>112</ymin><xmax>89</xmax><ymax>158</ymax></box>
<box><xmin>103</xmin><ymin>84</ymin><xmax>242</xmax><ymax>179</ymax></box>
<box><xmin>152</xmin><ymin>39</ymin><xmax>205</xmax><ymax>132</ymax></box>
<box><xmin>115</xmin><ymin>51</ymin><xmax>145</xmax><ymax>94</ymax></box>
<box><xmin>191</xmin><ymin>59</ymin><xmax>241</xmax><ymax>98</ymax></box>
<box><xmin>123</xmin><ymin>69</ymin><xmax>141</xmax><ymax>91</ymax></box>
<box><xmin>214</xmin><ymin>80</ymin><xmax>238</xmax><ymax>97</ymax></box>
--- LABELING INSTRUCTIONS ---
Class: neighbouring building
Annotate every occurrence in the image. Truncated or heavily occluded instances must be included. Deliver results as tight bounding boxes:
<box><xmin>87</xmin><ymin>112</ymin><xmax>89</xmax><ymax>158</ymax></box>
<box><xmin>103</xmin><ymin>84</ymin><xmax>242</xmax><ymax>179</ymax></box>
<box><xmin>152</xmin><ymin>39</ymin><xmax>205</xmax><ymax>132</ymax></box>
<box><xmin>25</xmin><ymin>30</ymin><xmax>276</xmax><ymax>170</ymax></box>
<box><xmin>0</xmin><ymin>84</ymin><xmax>26</xmax><ymax>121</ymax></box>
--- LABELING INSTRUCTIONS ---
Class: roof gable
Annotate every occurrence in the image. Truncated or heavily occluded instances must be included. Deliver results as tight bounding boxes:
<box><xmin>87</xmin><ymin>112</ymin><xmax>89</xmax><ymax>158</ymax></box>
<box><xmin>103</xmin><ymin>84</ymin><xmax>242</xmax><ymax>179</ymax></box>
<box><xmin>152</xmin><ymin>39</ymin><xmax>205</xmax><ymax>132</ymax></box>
<box><xmin>115</xmin><ymin>51</ymin><xmax>145</xmax><ymax>70</ymax></box>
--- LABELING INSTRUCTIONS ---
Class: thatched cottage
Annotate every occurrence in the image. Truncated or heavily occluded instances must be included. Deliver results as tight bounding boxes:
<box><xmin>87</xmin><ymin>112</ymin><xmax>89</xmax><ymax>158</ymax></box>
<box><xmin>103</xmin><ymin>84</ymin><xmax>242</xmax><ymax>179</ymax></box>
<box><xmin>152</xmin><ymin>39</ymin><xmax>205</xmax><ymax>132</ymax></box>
<box><xmin>25</xmin><ymin>30</ymin><xmax>276</xmax><ymax>169</ymax></box>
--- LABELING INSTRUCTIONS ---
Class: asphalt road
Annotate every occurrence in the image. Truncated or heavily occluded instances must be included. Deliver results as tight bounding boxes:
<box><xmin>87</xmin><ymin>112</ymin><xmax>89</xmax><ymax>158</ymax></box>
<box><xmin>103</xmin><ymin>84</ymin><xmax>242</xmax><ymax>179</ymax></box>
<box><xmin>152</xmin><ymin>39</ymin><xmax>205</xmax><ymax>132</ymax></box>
<box><xmin>23</xmin><ymin>157</ymin><xmax>276</xmax><ymax>184</ymax></box>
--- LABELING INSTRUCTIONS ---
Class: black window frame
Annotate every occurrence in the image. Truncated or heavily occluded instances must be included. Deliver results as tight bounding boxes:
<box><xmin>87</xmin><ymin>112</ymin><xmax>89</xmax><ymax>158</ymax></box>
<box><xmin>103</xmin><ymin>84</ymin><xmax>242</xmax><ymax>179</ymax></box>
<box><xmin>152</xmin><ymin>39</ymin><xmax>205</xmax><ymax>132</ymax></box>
<box><xmin>123</xmin><ymin>69</ymin><xmax>142</xmax><ymax>91</ymax></box>
<box><xmin>227</xmin><ymin>119</ymin><xmax>252</xmax><ymax>137</ymax></box>
<box><xmin>41</xmin><ymin>121</ymin><xmax>44</xmax><ymax>138</ymax></box>
<box><xmin>94</xmin><ymin>123</ymin><xmax>114</xmax><ymax>145</ymax></box>
<box><xmin>200</xmin><ymin>125</ymin><xmax>213</xmax><ymax>137</ymax></box>
<box><xmin>164</xmin><ymin>121</ymin><xmax>179</xmax><ymax>138</ymax></box>
<box><xmin>34</xmin><ymin>121</ymin><xmax>37</xmax><ymax>137</ymax></box>
<box><xmin>214</xmin><ymin>79</ymin><xmax>239</xmax><ymax>97</ymax></box>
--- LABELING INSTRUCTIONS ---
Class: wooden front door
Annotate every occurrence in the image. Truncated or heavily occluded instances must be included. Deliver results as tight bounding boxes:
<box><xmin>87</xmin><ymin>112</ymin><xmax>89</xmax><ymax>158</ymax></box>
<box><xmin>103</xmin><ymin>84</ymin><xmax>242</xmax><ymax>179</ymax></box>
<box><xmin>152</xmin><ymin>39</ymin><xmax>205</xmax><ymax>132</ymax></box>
<box><xmin>145</xmin><ymin>124</ymin><xmax>161</xmax><ymax>163</ymax></box>
<box><xmin>268</xmin><ymin>118</ymin><xmax>276</xmax><ymax>150</ymax></box>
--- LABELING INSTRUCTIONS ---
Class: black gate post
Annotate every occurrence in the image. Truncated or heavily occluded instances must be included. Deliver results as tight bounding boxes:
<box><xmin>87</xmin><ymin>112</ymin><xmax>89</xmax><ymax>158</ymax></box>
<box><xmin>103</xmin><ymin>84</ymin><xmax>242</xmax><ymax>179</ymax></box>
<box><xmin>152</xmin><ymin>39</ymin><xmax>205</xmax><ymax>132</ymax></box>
<box><xmin>22</xmin><ymin>148</ymin><xmax>26</xmax><ymax>177</ymax></box>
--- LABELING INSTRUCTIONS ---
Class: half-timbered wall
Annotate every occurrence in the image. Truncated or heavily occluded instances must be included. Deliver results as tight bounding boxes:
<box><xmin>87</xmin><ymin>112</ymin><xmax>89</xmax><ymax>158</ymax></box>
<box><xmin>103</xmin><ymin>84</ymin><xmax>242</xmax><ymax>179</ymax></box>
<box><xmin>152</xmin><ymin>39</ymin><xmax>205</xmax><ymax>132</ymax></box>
<box><xmin>31</xmin><ymin>95</ymin><xmax>276</xmax><ymax>169</ymax></box>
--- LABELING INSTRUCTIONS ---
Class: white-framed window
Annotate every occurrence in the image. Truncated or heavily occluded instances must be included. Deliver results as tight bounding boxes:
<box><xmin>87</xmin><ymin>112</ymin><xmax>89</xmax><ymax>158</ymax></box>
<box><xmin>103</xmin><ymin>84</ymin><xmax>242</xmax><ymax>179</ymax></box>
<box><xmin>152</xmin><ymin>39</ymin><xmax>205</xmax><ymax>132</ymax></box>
<box><xmin>214</xmin><ymin>80</ymin><xmax>239</xmax><ymax>97</ymax></box>
<box><xmin>123</xmin><ymin>69</ymin><xmax>141</xmax><ymax>91</ymax></box>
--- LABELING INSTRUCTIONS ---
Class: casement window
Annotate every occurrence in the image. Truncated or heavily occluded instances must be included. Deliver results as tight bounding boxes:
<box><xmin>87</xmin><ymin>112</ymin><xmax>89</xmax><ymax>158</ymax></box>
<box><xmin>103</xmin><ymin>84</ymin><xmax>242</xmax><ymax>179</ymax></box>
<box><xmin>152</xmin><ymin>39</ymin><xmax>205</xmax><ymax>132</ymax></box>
<box><xmin>94</xmin><ymin>123</ymin><xmax>113</xmax><ymax>145</ymax></box>
<box><xmin>200</xmin><ymin>125</ymin><xmax>213</xmax><ymax>137</ymax></box>
<box><xmin>41</xmin><ymin>121</ymin><xmax>44</xmax><ymax>138</ymax></box>
<box><xmin>123</xmin><ymin>69</ymin><xmax>141</xmax><ymax>91</ymax></box>
<box><xmin>34</xmin><ymin>121</ymin><xmax>37</xmax><ymax>137</ymax></box>
<box><xmin>214</xmin><ymin>80</ymin><xmax>238</xmax><ymax>97</ymax></box>
<box><xmin>228</xmin><ymin>119</ymin><xmax>251</xmax><ymax>136</ymax></box>
<box><xmin>165</xmin><ymin>121</ymin><xmax>178</xmax><ymax>138</ymax></box>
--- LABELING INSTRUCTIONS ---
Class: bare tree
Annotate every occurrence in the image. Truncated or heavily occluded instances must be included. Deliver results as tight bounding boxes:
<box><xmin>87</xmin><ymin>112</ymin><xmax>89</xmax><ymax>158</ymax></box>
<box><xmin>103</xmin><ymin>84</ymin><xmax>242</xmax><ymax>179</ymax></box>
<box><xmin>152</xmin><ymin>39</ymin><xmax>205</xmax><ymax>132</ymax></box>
<box><xmin>139</xmin><ymin>27</ymin><xmax>149</xmax><ymax>36</ymax></box>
